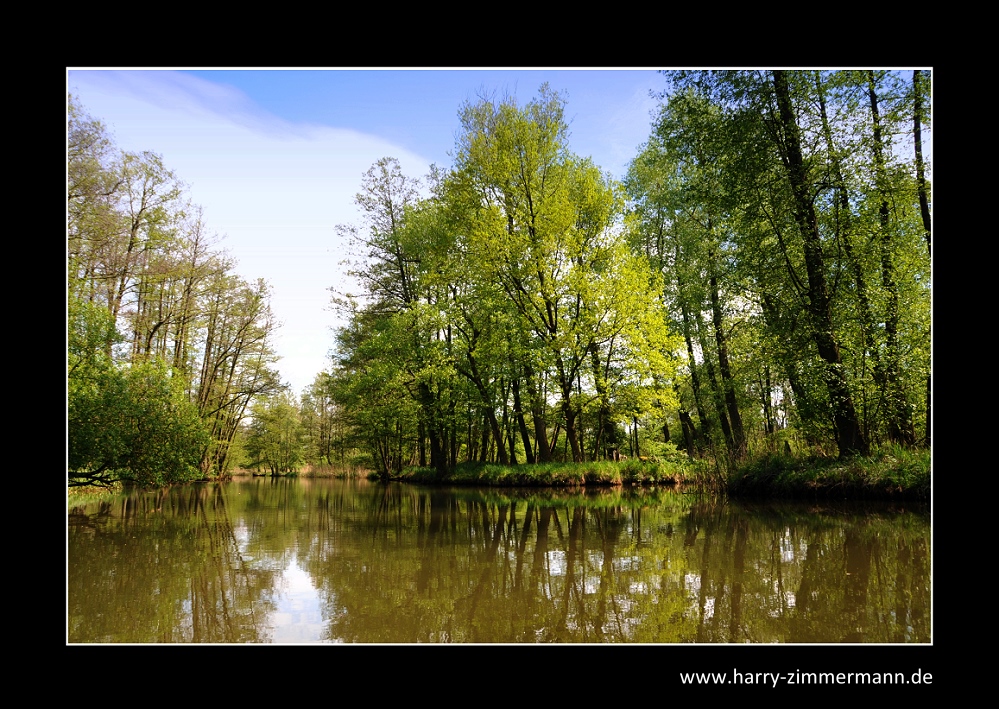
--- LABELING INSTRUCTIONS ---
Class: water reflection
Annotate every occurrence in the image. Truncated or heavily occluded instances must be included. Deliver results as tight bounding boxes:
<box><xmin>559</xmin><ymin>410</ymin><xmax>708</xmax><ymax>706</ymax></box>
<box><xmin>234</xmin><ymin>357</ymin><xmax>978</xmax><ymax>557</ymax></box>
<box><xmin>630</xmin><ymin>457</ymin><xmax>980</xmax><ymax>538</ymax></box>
<box><xmin>68</xmin><ymin>484</ymin><xmax>279</xmax><ymax>642</ymax></box>
<box><xmin>68</xmin><ymin>479</ymin><xmax>930</xmax><ymax>643</ymax></box>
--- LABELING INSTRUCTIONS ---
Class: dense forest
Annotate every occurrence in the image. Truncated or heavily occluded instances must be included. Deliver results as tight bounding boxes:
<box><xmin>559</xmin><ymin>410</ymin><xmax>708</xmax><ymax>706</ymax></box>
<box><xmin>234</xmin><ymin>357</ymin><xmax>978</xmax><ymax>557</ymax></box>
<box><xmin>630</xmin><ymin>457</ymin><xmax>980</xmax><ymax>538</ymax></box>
<box><xmin>67</xmin><ymin>70</ymin><xmax>931</xmax><ymax>487</ymax></box>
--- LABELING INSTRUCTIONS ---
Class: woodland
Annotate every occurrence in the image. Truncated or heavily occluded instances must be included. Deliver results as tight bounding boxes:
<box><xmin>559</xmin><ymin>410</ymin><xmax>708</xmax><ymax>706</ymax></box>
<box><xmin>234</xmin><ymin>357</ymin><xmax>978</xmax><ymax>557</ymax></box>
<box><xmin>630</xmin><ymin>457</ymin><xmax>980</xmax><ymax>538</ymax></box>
<box><xmin>67</xmin><ymin>70</ymin><xmax>931</xmax><ymax>488</ymax></box>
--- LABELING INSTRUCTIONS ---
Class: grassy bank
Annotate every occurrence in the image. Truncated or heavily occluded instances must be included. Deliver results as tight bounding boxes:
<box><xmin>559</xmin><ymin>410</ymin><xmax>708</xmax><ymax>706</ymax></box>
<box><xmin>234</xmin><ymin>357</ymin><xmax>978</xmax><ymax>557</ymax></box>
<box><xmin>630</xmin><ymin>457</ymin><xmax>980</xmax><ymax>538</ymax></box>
<box><xmin>68</xmin><ymin>446</ymin><xmax>929</xmax><ymax>501</ymax></box>
<box><xmin>382</xmin><ymin>445</ymin><xmax>930</xmax><ymax>501</ymax></box>
<box><xmin>386</xmin><ymin>455</ymin><xmax>713</xmax><ymax>488</ymax></box>
<box><xmin>726</xmin><ymin>445</ymin><xmax>931</xmax><ymax>501</ymax></box>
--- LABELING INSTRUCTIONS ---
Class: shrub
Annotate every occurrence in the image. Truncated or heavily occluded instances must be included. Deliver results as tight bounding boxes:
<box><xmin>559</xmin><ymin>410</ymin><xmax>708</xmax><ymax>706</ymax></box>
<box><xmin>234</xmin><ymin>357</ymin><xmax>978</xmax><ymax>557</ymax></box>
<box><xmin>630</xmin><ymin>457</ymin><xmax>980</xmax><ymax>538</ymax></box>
<box><xmin>69</xmin><ymin>360</ymin><xmax>209</xmax><ymax>488</ymax></box>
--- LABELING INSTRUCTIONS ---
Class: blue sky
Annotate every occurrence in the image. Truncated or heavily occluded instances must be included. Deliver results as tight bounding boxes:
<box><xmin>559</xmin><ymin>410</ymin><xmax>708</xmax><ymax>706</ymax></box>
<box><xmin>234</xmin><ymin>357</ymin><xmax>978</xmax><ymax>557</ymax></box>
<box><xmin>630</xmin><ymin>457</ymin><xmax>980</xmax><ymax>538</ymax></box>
<box><xmin>66</xmin><ymin>68</ymin><xmax>669</xmax><ymax>394</ymax></box>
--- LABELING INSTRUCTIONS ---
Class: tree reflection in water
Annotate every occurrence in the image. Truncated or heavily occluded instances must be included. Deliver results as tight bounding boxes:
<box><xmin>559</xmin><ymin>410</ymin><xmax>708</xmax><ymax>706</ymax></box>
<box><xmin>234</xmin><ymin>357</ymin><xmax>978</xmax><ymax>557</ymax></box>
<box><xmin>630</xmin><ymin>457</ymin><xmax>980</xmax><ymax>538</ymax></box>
<box><xmin>69</xmin><ymin>480</ymin><xmax>930</xmax><ymax>643</ymax></box>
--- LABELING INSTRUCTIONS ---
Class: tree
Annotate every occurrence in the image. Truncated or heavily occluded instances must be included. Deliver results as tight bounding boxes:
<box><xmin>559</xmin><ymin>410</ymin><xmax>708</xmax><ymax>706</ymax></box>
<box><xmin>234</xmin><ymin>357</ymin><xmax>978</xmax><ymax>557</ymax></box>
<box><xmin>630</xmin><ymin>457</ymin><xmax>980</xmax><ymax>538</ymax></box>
<box><xmin>194</xmin><ymin>274</ymin><xmax>281</xmax><ymax>475</ymax></box>
<box><xmin>911</xmin><ymin>70</ymin><xmax>932</xmax><ymax>445</ymax></box>
<box><xmin>243</xmin><ymin>392</ymin><xmax>305</xmax><ymax>474</ymax></box>
<box><xmin>627</xmin><ymin>70</ymin><xmax>931</xmax><ymax>458</ymax></box>
<box><xmin>300</xmin><ymin>371</ymin><xmax>353</xmax><ymax>467</ymax></box>
<box><xmin>68</xmin><ymin>95</ymin><xmax>281</xmax><ymax>485</ymax></box>
<box><xmin>328</xmin><ymin>302</ymin><xmax>425</xmax><ymax>476</ymax></box>
<box><xmin>326</xmin><ymin>89</ymin><xmax>682</xmax><ymax>471</ymax></box>
<box><xmin>68</xmin><ymin>95</ymin><xmax>123</xmax><ymax>311</ymax></box>
<box><xmin>451</xmin><ymin>86</ymin><xmax>680</xmax><ymax>462</ymax></box>
<box><xmin>68</xmin><ymin>297</ymin><xmax>209</xmax><ymax>487</ymax></box>
<box><xmin>333</xmin><ymin>158</ymin><xmax>460</xmax><ymax>477</ymax></box>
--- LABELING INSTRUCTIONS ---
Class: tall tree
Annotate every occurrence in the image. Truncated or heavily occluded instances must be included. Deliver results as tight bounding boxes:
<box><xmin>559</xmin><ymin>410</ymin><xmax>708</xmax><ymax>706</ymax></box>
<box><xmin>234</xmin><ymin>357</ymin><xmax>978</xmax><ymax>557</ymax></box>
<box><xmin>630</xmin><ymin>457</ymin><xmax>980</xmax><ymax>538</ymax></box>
<box><xmin>244</xmin><ymin>391</ymin><xmax>306</xmax><ymax>474</ymax></box>
<box><xmin>626</xmin><ymin>103</ymin><xmax>750</xmax><ymax>460</ymax></box>
<box><xmin>453</xmin><ymin>87</ymin><xmax>679</xmax><ymax>462</ymax></box>
<box><xmin>865</xmin><ymin>71</ymin><xmax>915</xmax><ymax>446</ymax></box>
<box><xmin>636</xmin><ymin>70</ymin><xmax>930</xmax><ymax>457</ymax></box>
<box><xmin>765</xmin><ymin>70</ymin><xmax>868</xmax><ymax>456</ymax></box>
<box><xmin>911</xmin><ymin>69</ymin><xmax>932</xmax><ymax>446</ymax></box>
<box><xmin>69</xmin><ymin>95</ymin><xmax>282</xmax><ymax>486</ymax></box>
<box><xmin>334</xmin><ymin>158</ymin><xmax>457</xmax><ymax>476</ymax></box>
<box><xmin>195</xmin><ymin>274</ymin><xmax>281</xmax><ymax>475</ymax></box>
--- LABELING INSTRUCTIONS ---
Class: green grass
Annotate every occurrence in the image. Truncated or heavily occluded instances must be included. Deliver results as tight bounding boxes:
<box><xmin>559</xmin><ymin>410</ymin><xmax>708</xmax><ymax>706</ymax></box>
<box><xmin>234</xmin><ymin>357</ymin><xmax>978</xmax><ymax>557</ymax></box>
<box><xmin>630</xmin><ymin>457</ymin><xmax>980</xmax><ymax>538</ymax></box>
<box><xmin>68</xmin><ymin>484</ymin><xmax>121</xmax><ymax>509</ymax></box>
<box><xmin>385</xmin><ymin>454</ymin><xmax>713</xmax><ymax>488</ymax></box>
<box><xmin>376</xmin><ymin>444</ymin><xmax>929</xmax><ymax>501</ymax></box>
<box><xmin>726</xmin><ymin>444</ymin><xmax>931</xmax><ymax>500</ymax></box>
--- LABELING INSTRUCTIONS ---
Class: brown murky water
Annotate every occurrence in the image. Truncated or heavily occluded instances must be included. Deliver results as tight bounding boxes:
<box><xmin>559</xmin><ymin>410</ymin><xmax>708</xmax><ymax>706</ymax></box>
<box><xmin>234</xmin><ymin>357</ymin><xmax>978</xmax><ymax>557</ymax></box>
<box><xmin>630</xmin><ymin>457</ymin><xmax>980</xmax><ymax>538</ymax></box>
<box><xmin>68</xmin><ymin>477</ymin><xmax>930</xmax><ymax>643</ymax></box>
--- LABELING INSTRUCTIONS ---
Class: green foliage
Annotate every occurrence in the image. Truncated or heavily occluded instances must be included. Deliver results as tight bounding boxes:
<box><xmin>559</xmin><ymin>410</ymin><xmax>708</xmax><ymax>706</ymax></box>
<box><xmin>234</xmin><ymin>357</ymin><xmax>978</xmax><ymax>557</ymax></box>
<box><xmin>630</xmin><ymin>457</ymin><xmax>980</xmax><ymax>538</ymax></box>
<box><xmin>67</xmin><ymin>294</ymin><xmax>120</xmax><ymax>372</ymax></box>
<box><xmin>70</xmin><ymin>290</ymin><xmax>207</xmax><ymax>486</ymax></box>
<box><xmin>727</xmin><ymin>445</ymin><xmax>930</xmax><ymax>500</ymax></box>
<box><xmin>325</xmin><ymin>87</ymin><xmax>686</xmax><ymax>475</ymax></box>
<box><xmin>392</xmin><ymin>457</ymin><xmax>706</xmax><ymax>487</ymax></box>
<box><xmin>68</xmin><ymin>358</ymin><xmax>209</xmax><ymax>488</ymax></box>
<box><xmin>242</xmin><ymin>392</ymin><xmax>306</xmax><ymax>473</ymax></box>
<box><xmin>626</xmin><ymin>70</ymin><xmax>931</xmax><ymax>461</ymax></box>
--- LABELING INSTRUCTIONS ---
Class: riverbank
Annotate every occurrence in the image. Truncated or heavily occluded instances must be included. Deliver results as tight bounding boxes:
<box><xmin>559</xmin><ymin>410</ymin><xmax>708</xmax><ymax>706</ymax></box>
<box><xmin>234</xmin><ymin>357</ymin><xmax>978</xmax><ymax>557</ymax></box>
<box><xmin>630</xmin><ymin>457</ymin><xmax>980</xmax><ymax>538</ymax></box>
<box><xmin>393</xmin><ymin>457</ymin><xmax>703</xmax><ymax>488</ymax></box>
<box><xmin>726</xmin><ymin>446</ymin><xmax>930</xmax><ymax>501</ymax></box>
<box><xmin>385</xmin><ymin>445</ymin><xmax>931</xmax><ymax>501</ymax></box>
<box><xmin>69</xmin><ymin>446</ymin><xmax>929</xmax><ymax>502</ymax></box>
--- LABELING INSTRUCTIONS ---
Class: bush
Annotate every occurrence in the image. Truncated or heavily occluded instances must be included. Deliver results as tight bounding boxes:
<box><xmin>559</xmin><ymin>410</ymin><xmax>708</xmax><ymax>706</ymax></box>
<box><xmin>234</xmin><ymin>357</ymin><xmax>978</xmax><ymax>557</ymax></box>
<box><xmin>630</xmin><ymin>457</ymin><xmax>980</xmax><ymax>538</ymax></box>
<box><xmin>69</xmin><ymin>360</ymin><xmax>209</xmax><ymax>488</ymax></box>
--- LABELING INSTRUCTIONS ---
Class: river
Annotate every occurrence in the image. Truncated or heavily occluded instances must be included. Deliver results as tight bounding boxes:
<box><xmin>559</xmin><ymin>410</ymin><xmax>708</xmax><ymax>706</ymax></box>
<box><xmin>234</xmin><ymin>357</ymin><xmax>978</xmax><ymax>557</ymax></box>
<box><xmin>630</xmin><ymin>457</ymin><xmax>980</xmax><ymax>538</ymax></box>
<box><xmin>67</xmin><ymin>477</ymin><xmax>930</xmax><ymax>643</ymax></box>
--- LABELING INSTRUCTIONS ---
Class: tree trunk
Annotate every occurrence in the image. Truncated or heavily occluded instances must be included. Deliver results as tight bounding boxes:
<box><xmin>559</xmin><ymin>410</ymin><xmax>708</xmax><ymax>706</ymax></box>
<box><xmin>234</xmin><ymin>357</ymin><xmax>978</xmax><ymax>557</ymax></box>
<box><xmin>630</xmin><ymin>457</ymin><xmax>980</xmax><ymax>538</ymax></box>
<box><xmin>632</xmin><ymin>415</ymin><xmax>641</xmax><ymax>458</ymax></box>
<box><xmin>418</xmin><ymin>382</ymin><xmax>447</xmax><ymax>476</ymax></box>
<box><xmin>678</xmin><ymin>410</ymin><xmax>696</xmax><ymax>456</ymax></box>
<box><xmin>708</xmin><ymin>246</ymin><xmax>746</xmax><ymax>458</ymax></box>
<box><xmin>478</xmin><ymin>408</ymin><xmax>491</xmax><ymax>463</ymax></box>
<box><xmin>511</xmin><ymin>377</ymin><xmax>535</xmax><ymax>463</ymax></box>
<box><xmin>913</xmin><ymin>70</ymin><xmax>931</xmax><ymax>256</ymax></box>
<box><xmin>868</xmin><ymin>72</ymin><xmax>916</xmax><ymax>446</ymax></box>
<box><xmin>500</xmin><ymin>379</ymin><xmax>517</xmax><ymax>464</ymax></box>
<box><xmin>760</xmin><ymin>366</ymin><xmax>775</xmax><ymax>436</ymax></box>
<box><xmin>816</xmin><ymin>71</ymin><xmax>881</xmax><ymax>444</ymax></box>
<box><xmin>913</xmin><ymin>69</ymin><xmax>932</xmax><ymax>446</ymax></box>
<box><xmin>525</xmin><ymin>365</ymin><xmax>551</xmax><ymax>462</ymax></box>
<box><xmin>589</xmin><ymin>342</ymin><xmax>617</xmax><ymax>460</ymax></box>
<box><xmin>679</xmin><ymin>301</ymin><xmax>713</xmax><ymax>449</ymax></box>
<box><xmin>417</xmin><ymin>419</ymin><xmax>427</xmax><ymax>468</ymax></box>
<box><xmin>561</xmin><ymin>397</ymin><xmax>583</xmax><ymax>463</ymax></box>
<box><xmin>771</xmin><ymin>70</ymin><xmax>868</xmax><ymax>457</ymax></box>
<box><xmin>695</xmin><ymin>308</ymin><xmax>733</xmax><ymax>451</ymax></box>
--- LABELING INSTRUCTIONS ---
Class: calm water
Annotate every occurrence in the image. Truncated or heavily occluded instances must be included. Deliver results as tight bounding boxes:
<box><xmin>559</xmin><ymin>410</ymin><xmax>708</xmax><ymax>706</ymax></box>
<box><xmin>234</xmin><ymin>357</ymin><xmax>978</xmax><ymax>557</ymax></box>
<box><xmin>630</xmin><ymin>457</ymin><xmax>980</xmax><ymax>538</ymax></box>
<box><xmin>67</xmin><ymin>477</ymin><xmax>930</xmax><ymax>644</ymax></box>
